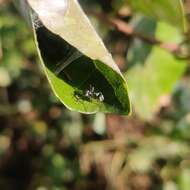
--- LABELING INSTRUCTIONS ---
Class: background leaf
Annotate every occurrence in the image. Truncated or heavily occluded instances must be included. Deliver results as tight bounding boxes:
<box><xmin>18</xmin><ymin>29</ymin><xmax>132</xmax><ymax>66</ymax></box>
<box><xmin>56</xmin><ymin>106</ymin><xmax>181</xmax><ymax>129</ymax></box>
<box><xmin>126</xmin><ymin>0</ymin><xmax>186</xmax><ymax>31</ymax></box>
<box><xmin>125</xmin><ymin>17</ymin><xmax>187</xmax><ymax>119</ymax></box>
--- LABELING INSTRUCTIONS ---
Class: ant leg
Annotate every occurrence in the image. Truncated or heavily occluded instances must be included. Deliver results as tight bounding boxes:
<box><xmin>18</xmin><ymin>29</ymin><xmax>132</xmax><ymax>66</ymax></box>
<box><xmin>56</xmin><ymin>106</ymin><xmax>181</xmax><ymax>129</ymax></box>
<box><xmin>55</xmin><ymin>51</ymin><xmax>82</xmax><ymax>75</ymax></box>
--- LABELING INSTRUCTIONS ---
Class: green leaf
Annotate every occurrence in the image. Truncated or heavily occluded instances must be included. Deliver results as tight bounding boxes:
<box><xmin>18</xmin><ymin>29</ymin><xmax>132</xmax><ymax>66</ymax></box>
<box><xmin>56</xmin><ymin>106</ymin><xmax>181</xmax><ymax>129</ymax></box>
<box><xmin>16</xmin><ymin>0</ymin><xmax>131</xmax><ymax>114</ymax></box>
<box><xmin>126</xmin><ymin>0</ymin><xmax>186</xmax><ymax>31</ymax></box>
<box><xmin>125</xmin><ymin>17</ymin><xmax>187</xmax><ymax>119</ymax></box>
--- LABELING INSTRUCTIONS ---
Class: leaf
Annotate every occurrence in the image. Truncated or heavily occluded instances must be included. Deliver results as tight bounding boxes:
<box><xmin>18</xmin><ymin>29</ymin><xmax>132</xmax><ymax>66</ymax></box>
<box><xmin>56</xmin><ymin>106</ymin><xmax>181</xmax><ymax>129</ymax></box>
<box><xmin>126</xmin><ymin>0</ymin><xmax>186</xmax><ymax>31</ymax></box>
<box><xmin>125</xmin><ymin>17</ymin><xmax>187</xmax><ymax>119</ymax></box>
<box><xmin>15</xmin><ymin>0</ymin><xmax>131</xmax><ymax>115</ymax></box>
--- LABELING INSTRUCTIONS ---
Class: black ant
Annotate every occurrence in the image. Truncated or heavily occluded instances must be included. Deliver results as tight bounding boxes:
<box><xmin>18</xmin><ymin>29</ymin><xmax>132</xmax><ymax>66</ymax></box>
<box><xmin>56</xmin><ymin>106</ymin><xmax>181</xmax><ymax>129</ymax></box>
<box><xmin>74</xmin><ymin>85</ymin><xmax>104</xmax><ymax>102</ymax></box>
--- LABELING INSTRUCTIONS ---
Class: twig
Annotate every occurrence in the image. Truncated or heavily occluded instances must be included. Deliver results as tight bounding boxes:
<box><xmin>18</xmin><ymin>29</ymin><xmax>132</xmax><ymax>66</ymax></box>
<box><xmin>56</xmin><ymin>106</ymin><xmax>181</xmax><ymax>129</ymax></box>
<box><xmin>87</xmin><ymin>11</ymin><xmax>185</xmax><ymax>56</ymax></box>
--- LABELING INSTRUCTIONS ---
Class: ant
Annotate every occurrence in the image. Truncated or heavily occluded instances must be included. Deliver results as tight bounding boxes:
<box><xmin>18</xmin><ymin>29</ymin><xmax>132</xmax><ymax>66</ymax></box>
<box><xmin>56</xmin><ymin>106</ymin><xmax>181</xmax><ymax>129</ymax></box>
<box><xmin>74</xmin><ymin>85</ymin><xmax>104</xmax><ymax>102</ymax></box>
<box><xmin>85</xmin><ymin>85</ymin><xmax>104</xmax><ymax>102</ymax></box>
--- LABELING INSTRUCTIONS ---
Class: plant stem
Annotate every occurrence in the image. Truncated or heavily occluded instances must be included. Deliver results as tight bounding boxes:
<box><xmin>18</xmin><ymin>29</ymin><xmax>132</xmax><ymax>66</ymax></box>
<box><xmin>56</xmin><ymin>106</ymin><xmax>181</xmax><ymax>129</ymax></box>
<box><xmin>87</xmin><ymin>11</ymin><xmax>185</xmax><ymax>56</ymax></box>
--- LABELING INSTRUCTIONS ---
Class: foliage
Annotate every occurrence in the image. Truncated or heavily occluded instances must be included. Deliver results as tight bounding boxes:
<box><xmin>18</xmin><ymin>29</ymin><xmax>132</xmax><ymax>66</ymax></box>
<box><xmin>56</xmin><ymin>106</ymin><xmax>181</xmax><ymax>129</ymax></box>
<box><xmin>126</xmin><ymin>17</ymin><xmax>187</xmax><ymax>118</ymax></box>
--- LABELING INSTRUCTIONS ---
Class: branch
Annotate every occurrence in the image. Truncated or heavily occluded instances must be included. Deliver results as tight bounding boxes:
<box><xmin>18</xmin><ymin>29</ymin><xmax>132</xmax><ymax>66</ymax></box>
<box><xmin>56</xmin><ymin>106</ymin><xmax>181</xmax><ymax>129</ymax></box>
<box><xmin>87</xmin><ymin>11</ymin><xmax>184</xmax><ymax>55</ymax></box>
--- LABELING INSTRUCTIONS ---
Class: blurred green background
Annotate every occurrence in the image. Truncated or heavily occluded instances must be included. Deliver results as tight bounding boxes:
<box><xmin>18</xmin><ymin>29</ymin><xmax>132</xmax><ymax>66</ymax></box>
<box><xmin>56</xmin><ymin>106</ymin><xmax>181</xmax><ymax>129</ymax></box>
<box><xmin>1</xmin><ymin>0</ymin><xmax>190</xmax><ymax>190</ymax></box>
